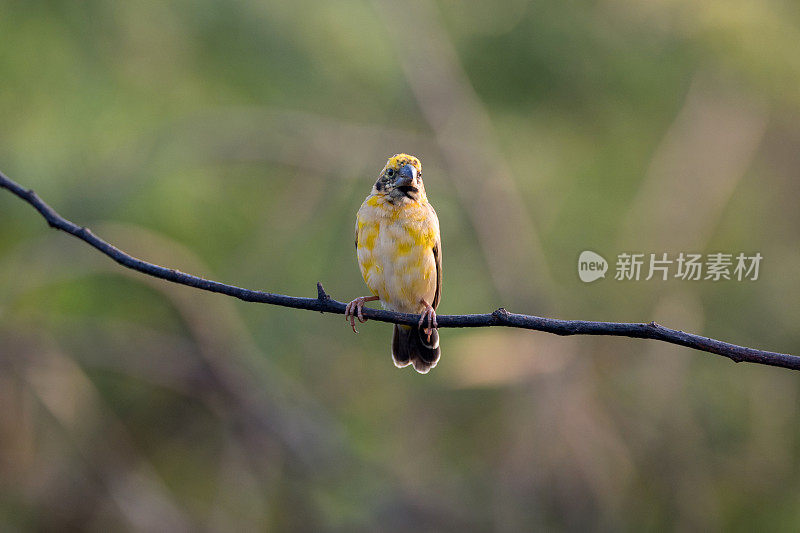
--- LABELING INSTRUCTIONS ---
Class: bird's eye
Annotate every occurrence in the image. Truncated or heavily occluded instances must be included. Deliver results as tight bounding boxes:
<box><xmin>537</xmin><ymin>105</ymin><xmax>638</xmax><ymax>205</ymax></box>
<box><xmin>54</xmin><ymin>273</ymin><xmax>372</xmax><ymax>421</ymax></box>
<box><xmin>386</xmin><ymin>168</ymin><xmax>395</xmax><ymax>177</ymax></box>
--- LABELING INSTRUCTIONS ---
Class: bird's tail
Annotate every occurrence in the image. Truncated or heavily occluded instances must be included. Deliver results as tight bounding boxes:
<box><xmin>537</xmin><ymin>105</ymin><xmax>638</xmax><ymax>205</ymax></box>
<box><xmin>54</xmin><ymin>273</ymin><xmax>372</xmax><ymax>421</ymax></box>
<box><xmin>392</xmin><ymin>324</ymin><xmax>440</xmax><ymax>374</ymax></box>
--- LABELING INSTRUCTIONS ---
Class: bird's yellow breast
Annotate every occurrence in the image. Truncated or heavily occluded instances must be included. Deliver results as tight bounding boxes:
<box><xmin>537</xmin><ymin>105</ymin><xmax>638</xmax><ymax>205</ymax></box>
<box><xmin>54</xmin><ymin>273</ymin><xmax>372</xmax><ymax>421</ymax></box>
<box><xmin>356</xmin><ymin>194</ymin><xmax>438</xmax><ymax>314</ymax></box>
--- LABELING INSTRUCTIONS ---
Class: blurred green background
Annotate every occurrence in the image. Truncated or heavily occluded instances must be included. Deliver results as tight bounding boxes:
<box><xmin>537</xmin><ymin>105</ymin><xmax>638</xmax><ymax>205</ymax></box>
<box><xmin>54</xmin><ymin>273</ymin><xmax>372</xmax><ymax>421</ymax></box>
<box><xmin>1</xmin><ymin>0</ymin><xmax>799</xmax><ymax>531</ymax></box>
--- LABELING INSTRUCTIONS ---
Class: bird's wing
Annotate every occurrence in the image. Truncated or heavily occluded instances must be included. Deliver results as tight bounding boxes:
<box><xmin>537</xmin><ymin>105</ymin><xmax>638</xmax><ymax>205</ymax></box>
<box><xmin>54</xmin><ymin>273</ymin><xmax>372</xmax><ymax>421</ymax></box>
<box><xmin>354</xmin><ymin>209</ymin><xmax>362</xmax><ymax>249</ymax></box>
<box><xmin>432</xmin><ymin>237</ymin><xmax>441</xmax><ymax>310</ymax></box>
<box><xmin>429</xmin><ymin>204</ymin><xmax>442</xmax><ymax>310</ymax></box>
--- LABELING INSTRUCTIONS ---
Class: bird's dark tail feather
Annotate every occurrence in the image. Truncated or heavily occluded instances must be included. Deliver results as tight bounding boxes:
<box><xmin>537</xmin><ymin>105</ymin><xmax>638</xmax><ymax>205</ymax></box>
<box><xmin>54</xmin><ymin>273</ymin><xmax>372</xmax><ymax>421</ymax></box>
<box><xmin>392</xmin><ymin>324</ymin><xmax>440</xmax><ymax>374</ymax></box>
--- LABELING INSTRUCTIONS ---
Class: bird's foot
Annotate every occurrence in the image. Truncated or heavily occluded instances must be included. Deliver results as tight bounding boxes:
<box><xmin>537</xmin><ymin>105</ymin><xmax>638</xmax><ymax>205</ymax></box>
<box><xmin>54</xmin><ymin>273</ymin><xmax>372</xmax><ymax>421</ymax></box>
<box><xmin>418</xmin><ymin>300</ymin><xmax>438</xmax><ymax>343</ymax></box>
<box><xmin>344</xmin><ymin>295</ymin><xmax>378</xmax><ymax>333</ymax></box>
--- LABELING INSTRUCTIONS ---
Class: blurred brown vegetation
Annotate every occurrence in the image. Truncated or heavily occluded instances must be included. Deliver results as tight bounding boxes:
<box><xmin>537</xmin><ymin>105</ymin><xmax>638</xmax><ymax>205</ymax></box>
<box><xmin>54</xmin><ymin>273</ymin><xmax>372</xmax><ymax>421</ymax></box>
<box><xmin>1</xmin><ymin>0</ymin><xmax>800</xmax><ymax>531</ymax></box>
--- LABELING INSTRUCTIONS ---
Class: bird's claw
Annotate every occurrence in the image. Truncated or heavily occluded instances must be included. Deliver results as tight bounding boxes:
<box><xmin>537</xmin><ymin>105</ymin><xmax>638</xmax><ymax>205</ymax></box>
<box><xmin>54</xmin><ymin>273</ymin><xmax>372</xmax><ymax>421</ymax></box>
<box><xmin>418</xmin><ymin>302</ymin><xmax>438</xmax><ymax>343</ymax></box>
<box><xmin>345</xmin><ymin>297</ymin><xmax>369</xmax><ymax>333</ymax></box>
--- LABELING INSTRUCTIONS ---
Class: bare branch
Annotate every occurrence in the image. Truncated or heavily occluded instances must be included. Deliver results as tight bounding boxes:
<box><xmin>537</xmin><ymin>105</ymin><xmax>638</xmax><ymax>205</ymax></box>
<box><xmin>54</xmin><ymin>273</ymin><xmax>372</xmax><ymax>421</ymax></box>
<box><xmin>2</xmin><ymin>170</ymin><xmax>798</xmax><ymax>371</ymax></box>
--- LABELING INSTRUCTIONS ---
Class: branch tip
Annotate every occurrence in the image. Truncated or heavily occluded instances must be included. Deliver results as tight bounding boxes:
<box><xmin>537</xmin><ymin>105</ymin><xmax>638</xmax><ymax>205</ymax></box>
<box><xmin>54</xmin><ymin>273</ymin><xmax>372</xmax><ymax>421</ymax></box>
<box><xmin>316</xmin><ymin>282</ymin><xmax>330</xmax><ymax>301</ymax></box>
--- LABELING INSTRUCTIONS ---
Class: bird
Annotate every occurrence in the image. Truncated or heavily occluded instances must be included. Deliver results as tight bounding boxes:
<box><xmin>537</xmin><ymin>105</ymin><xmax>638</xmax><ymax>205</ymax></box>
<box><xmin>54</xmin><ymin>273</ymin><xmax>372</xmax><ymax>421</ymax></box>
<box><xmin>345</xmin><ymin>154</ymin><xmax>442</xmax><ymax>374</ymax></box>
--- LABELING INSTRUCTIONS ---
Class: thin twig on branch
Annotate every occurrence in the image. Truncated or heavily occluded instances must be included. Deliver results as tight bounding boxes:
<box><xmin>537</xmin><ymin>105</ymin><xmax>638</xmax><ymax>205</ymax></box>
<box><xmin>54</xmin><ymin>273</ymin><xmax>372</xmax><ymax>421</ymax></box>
<box><xmin>1</xmin><ymin>170</ymin><xmax>798</xmax><ymax>371</ymax></box>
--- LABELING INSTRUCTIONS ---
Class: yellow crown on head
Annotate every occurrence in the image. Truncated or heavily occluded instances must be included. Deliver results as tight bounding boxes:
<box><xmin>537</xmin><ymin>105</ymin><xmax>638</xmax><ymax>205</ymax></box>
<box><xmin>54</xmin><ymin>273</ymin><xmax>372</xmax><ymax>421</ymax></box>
<box><xmin>384</xmin><ymin>153</ymin><xmax>422</xmax><ymax>176</ymax></box>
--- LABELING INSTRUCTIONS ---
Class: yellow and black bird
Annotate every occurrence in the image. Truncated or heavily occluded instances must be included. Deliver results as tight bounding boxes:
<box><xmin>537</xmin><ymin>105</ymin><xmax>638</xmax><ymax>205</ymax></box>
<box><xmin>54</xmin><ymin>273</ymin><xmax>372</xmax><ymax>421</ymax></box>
<box><xmin>345</xmin><ymin>154</ymin><xmax>442</xmax><ymax>373</ymax></box>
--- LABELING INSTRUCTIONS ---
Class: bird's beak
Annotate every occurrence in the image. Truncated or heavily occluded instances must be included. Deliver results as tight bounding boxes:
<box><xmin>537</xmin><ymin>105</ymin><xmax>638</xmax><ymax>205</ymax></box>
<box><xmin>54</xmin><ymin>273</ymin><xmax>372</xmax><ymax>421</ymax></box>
<box><xmin>394</xmin><ymin>164</ymin><xmax>417</xmax><ymax>188</ymax></box>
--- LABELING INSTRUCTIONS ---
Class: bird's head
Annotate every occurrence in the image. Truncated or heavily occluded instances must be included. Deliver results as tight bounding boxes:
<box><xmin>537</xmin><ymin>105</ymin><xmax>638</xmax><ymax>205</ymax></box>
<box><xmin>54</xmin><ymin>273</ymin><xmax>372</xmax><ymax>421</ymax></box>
<box><xmin>372</xmin><ymin>153</ymin><xmax>426</xmax><ymax>203</ymax></box>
